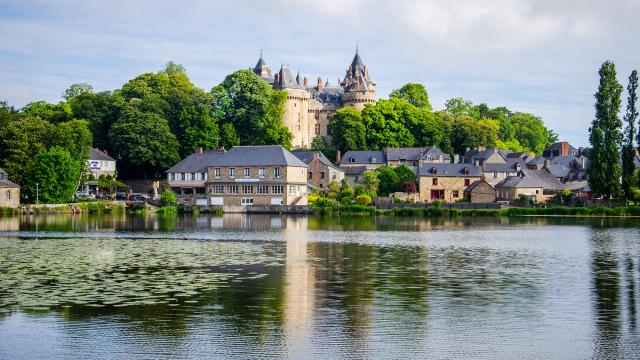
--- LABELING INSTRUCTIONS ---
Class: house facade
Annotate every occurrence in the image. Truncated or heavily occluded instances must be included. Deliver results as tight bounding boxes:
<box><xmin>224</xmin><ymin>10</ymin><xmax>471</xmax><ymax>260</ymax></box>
<box><xmin>0</xmin><ymin>168</ymin><xmax>20</xmax><ymax>207</ymax></box>
<box><xmin>206</xmin><ymin>146</ymin><xmax>308</xmax><ymax>207</ymax></box>
<box><xmin>79</xmin><ymin>148</ymin><xmax>117</xmax><ymax>195</ymax></box>
<box><xmin>495</xmin><ymin>170</ymin><xmax>563</xmax><ymax>203</ymax></box>
<box><xmin>292</xmin><ymin>151</ymin><xmax>344</xmax><ymax>190</ymax></box>
<box><xmin>418</xmin><ymin>164</ymin><xmax>482</xmax><ymax>202</ymax></box>
<box><xmin>464</xmin><ymin>180</ymin><xmax>496</xmax><ymax>203</ymax></box>
<box><xmin>338</xmin><ymin>150</ymin><xmax>386</xmax><ymax>187</ymax></box>
<box><xmin>166</xmin><ymin>148</ymin><xmax>227</xmax><ymax>206</ymax></box>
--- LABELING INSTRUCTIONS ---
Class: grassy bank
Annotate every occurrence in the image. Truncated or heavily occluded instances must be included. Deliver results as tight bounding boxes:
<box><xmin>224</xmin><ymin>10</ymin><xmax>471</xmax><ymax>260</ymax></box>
<box><xmin>315</xmin><ymin>205</ymin><xmax>640</xmax><ymax>217</ymax></box>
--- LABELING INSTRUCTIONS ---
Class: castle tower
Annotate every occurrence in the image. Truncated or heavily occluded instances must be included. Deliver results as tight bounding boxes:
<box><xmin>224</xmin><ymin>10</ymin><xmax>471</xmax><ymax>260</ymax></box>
<box><xmin>275</xmin><ymin>64</ymin><xmax>311</xmax><ymax>148</ymax></box>
<box><xmin>340</xmin><ymin>48</ymin><xmax>376</xmax><ymax>110</ymax></box>
<box><xmin>252</xmin><ymin>53</ymin><xmax>274</xmax><ymax>84</ymax></box>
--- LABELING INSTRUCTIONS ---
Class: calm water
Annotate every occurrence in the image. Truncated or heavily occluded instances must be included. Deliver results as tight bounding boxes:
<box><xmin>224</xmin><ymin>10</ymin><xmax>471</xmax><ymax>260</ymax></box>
<box><xmin>0</xmin><ymin>214</ymin><xmax>639</xmax><ymax>359</ymax></box>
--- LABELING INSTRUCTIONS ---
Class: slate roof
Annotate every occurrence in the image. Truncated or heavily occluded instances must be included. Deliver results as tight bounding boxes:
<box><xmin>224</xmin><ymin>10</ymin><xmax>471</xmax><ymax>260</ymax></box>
<box><xmin>482</xmin><ymin>162</ymin><xmax>520</xmax><ymax>173</ymax></box>
<box><xmin>308</xmin><ymin>87</ymin><xmax>343</xmax><ymax>106</ymax></box>
<box><xmin>340</xmin><ymin>151</ymin><xmax>386</xmax><ymax>165</ymax></box>
<box><xmin>385</xmin><ymin>146</ymin><xmax>451</xmax><ymax>162</ymax></box>
<box><xmin>545</xmin><ymin>164</ymin><xmax>571</xmax><ymax>178</ymax></box>
<box><xmin>506</xmin><ymin>152</ymin><xmax>531</xmax><ymax>159</ymax></box>
<box><xmin>495</xmin><ymin>170</ymin><xmax>563</xmax><ymax>190</ymax></box>
<box><xmin>276</xmin><ymin>65</ymin><xmax>304</xmax><ymax>89</ymax></box>
<box><xmin>462</xmin><ymin>148</ymin><xmax>505</xmax><ymax>163</ymax></box>
<box><xmin>418</xmin><ymin>163</ymin><xmax>482</xmax><ymax>177</ymax></box>
<box><xmin>342</xmin><ymin>166</ymin><xmax>368</xmax><ymax>176</ymax></box>
<box><xmin>166</xmin><ymin>150</ymin><xmax>227</xmax><ymax>173</ymax></box>
<box><xmin>0</xmin><ymin>167</ymin><xmax>20</xmax><ymax>189</ymax></box>
<box><xmin>292</xmin><ymin>151</ymin><xmax>341</xmax><ymax>171</ymax></box>
<box><xmin>464</xmin><ymin>179</ymin><xmax>495</xmax><ymax>192</ymax></box>
<box><xmin>213</xmin><ymin>146</ymin><xmax>308</xmax><ymax>167</ymax></box>
<box><xmin>90</xmin><ymin>148</ymin><xmax>115</xmax><ymax>162</ymax></box>
<box><xmin>526</xmin><ymin>156</ymin><xmax>547</xmax><ymax>165</ymax></box>
<box><xmin>546</xmin><ymin>142</ymin><xmax>577</xmax><ymax>153</ymax></box>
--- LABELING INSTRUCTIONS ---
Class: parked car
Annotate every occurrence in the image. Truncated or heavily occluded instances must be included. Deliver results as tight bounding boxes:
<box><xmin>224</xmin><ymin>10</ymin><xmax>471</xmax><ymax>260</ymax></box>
<box><xmin>130</xmin><ymin>194</ymin><xmax>147</xmax><ymax>202</ymax></box>
<box><xmin>115</xmin><ymin>193</ymin><xmax>128</xmax><ymax>201</ymax></box>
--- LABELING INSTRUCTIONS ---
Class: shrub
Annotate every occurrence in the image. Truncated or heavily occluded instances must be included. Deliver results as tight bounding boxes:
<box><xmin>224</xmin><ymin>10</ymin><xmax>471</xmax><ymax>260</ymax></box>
<box><xmin>340</xmin><ymin>196</ymin><xmax>353</xmax><ymax>205</ymax></box>
<box><xmin>160</xmin><ymin>189</ymin><xmax>177</xmax><ymax>206</ymax></box>
<box><xmin>355</xmin><ymin>194</ymin><xmax>372</xmax><ymax>206</ymax></box>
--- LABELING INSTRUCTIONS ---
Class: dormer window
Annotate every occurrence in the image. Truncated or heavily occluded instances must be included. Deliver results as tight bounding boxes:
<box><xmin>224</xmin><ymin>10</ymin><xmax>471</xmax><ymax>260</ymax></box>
<box><xmin>432</xmin><ymin>168</ymin><xmax>437</xmax><ymax>174</ymax></box>
<box><xmin>350</xmin><ymin>158</ymin><xmax>356</xmax><ymax>163</ymax></box>
<box><xmin>463</xmin><ymin>167</ymin><xmax>469</xmax><ymax>175</ymax></box>
<box><xmin>370</xmin><ymin>157</ymin><xmax>376</xmax><ymax>163</ymax></box>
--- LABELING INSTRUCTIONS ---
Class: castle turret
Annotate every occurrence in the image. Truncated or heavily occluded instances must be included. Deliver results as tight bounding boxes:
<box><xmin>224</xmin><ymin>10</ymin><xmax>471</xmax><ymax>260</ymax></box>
<box><xmin>340</xmin><ymin>48</ymin><xmax>376</xmax><ymax>110</ymax></box>
<box><xmin>252</xmin><ymin>52</ymin><xmax>273</xmax><ymax>84</ymax></box>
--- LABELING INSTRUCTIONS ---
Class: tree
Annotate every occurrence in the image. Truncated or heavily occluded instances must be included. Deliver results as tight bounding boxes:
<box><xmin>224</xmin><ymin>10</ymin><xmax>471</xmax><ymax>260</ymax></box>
<box><xmin>401</xmin><ymin>181</ymin><xmax>417</xmax><ymax>193</ymax></box>
<box><xmin>362</xmin><ymin>98</ymin><xmax>417</xmax><ymax>149</ymax></box>
<box><xmin>160</xmin><ymin>189</ymin><xmax>177</xmax><ymax>206</ymax></box>
<box><xmin>0</xmin><ymin>116</ymin><xmax>54</xmax><ymax>185</ymax></box>
<box><xmin>450</xmin><ymin>115</ymin><xmax>499</xmax><ymax>154</ymax></box>
<box><xmin>330</xmin><ymin>107</ymin><xmax>366</xmax><ymax>152</ymax></box>
<box><xmin>311</xmin><ymin>136</ymin><xmax>328</xmax><ymax>151</ymax></box>
<box><xmin>69</xmin><ymin>91</ymin><xmax>123</xmax><ymax>151</ymax></box>
<box><xmin>21</xmin><ymin>101</ymin><xmax>72</xmax><ymax>124</ymax></box>
<box><xmin>212</xmin><ymin>70</ymin><xmax>292</xmax><ymax>148</ymax></box>
<box><xmin>363</xmin><ymin>170</ymin><xmax>379</xmax><ymax>195</ymax></box>
<box><xmin>355</xmin><ymin>194</ymin><xmax>372</xmax><ymax>206</ymax></box>
<box><xmin>51</xmin><ymin>119</ymin><xmax>93</xmax><ymax>162</ymax></box>
<box><xmin>622</xmin><ymin>70</ymin><xmax>638</xmax><ymax>200</ymax></box>
<box><xmin>445</xmin><ymin>97</ymin><xmax>479</xmax><ymax>118</ymax></box>
<box><xmin>97</xmin><ymin>174</ymin><xmax>127</xmax><ymax>194</ymax></box>
<box><xmin>393</xmin><ymin>164</ymin><xmax>417</xmax><ymax>185</ymax></box>
<box><xmin>390</xmin><ymin>83</ymin><xmax>432</xmax><ymax>110</ymax></box>
<box><xmin>588</xmin><ymin>61</ymin><xmax>624</xmax><ymax>202</ymax></box>
<box><xmin>63</xmin><ymin>83</ymin><xmax>93</xmax><ymax>100</ymax></box>
<box><xmin>219</xmin><ymin>122</ymin><xmax>240</xmax><ymax>150</ymax></box>
<box><xmin>375</xmin><ymin>166</ymin><xmax>399</xmax><ymax>196</ymax></box>
<box><xmin>510</xmin><ymin>112</ymin><xmax>556</xmax><ymax>155</ymax></box>
<box><xmin>108</xmin><ymin>102</ymin><xmax>180</xmax><ymax>177</ymax></box>
<box><xmin>23</xmin><ymin>147</ymin><xmax>80</xmax><ymax>203</ymax></box>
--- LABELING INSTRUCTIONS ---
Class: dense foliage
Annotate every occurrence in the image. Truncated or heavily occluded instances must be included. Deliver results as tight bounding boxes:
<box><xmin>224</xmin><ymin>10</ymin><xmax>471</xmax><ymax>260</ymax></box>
<box><xmin>23</xmin><ymin>147</ymin><xmax>81</xmax><ymax>204</ymax></box>
<box><xmin>622</xmin><ymin>70</ymin><xmax>639</xmax><ymax>199</ymax></box>
<box><xmin>588</xmin><ymin>61</ymin><xmax>624</xmax><ymax>201</ymax></box>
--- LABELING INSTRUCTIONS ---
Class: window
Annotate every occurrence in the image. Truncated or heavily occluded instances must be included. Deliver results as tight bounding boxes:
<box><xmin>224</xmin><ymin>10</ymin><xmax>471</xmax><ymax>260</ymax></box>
<box><xmin>257</xmin><ymin>185</ymin><xmax>269</xmax><ymax>194</ymax></box>
<box><xmin>228</xmin><ymin>185</ymin><xmax>238</xmax><ymax>194</ymax></box>
<box><xmin>432</xmin><ymin>178</ymin><xmax>438</xmax><ymax>185</ymax></box>
<box><xmin>289</xmin><ymin>185</ymin><xmax>297</xmax><ymax>195</ymax></box>
<box><xmin>493</xmin><ymin>171</ymin><xmax>498</xmax><ymax>178</ymax></box>
<box><xmin>201</xmin><ymin>173</ymin><xmax>207</xmax><ymax>181</ymax></box>
<box><xmin>274</xmin><ymin>168</ymin><xmax>281</xmax><ymax>178</ymax></box>
<box><xmin>400</xmin><ymin>159</ymin><xmax>406</xmax><ymax>163</ymax></box>
<box><xmin>350</xmin><ymin>158</ymin><xmax>356</xmax><ymax>163</ymax></box>
<box><xmin>242</xmin><ymin>185</ymin><xmax>253</xmax><ymax>194</ymax></box>
<box><xmin>464</xmin><ymin>179</ymin><xmax>470</xmax><ymax>186</ymax></box>
<box><xmin>453</xmin><ymin>190</ymin><xmax>459</xmax><ymax>198</ymax></box>
<box><xmin>536</xmin><ymin>189</ymin><xmax>540</xmax><ymax>194</ymax></box>
<box><xmin>212</xmin><ymin>185</ymin><xmax>224</xmax><ymax>194</ymax></box>
<box><xmin>6</xmin><ymin>190</ymin><xmax>10</xmax><ymax>200</ymax></box>
<box><xmin>258</xmin><ymin>168</ymin><xmax>265</xmax><ymax>178</ymax></box>
<box><xmin>192</xmin><ymin>173</ymin><xmax>196</xmax><ymax>181</ymax></box>
<box><xmin>327</xmin><ymin>125</ymin><xmax>332</xmax><ymax>135</ymax></box>
<box><xmin>315</xmin><ymin>124</ymin><xmax>320</xmax><ymax>135</ymax></box>
<box><xmin>241</xmin><ymin>198</ymin><xmax>254</xmax><ymax>205</ymax></box>
<box><xmin>229</xmin><ymin>168</ymin><xmax>236</xmax><ymax>178</ymax></box>
<box><xmin>319</xmin><ymin>184</ymin><xmax>323</xmax><ymax>188</ymax></box>
<box><xmin>370</xmin><ymin>157</ymin><xmax>376</xmax><ymax>163</ymax></box>
<box><xmin>272</xmin><ymin>185</ymin><xmax>284</xmax><ymax>194</ymax></box>
<box><xmin>214</xmin><ymin>168</ymin><xmax>221</xmax><ymax>178</ymax></box>
<box><xmin>309</xmin><ymin>171</ymin><xmax>313</xmax><ymax>179</ymax></box>
<box><xmin>181</xmin><ymin>173</ymin><xmax>185</xmax><ymax>181</ymax></box>
<box><xmin>320</xmin><ymin>172</ymin><xmax>325</xmax><ymax>179</ymax></box>
<box><xmin>243</xmin><ymin>168</ymin><xmax>250</xmax><ymax>178</ymax></box>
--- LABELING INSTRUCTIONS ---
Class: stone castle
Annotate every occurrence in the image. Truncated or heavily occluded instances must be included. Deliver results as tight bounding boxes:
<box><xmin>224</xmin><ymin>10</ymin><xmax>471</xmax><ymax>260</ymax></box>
<box><xmin>252</xmin><ymin>49</ymin><xmax>376</xmax><ymax>148</ymax></box>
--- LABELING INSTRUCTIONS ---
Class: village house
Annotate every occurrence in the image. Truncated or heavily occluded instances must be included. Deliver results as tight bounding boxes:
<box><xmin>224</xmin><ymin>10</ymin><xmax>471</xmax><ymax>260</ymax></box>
<box><xmin>418</xmin><ymin>163</ymin><xmax>482</xmax><ymax>203</ymax></box>
<box><xmin>79</xmin><ymin>148</ymin><xmax>117</xmax><ymax>195</ymax></box>
<box><xmin>385</xmin><ymin>146</ymin><xmax>451</xmax><ymax>172</ymax></box>
<box><xmin>166</xmin><ymin>148</ymin><xmax>226</xmax><ymax>206</ymax></box>
<box><xmin>338</xmin><ymin>150</ymin><xmax>386</xmax><ymax>187</ymax></box>
<box><xmin>292</xmin><ymin>150</ymin><xmax>344</xmax><ymax>190</ymax></box>
<box><xmin>495</xmin><ymin>169</ymin><xmax>563</xmax><ymax>203</ymax></box>
<box><xmin>0</xmin><ymin>167</ymin><xmax>20</xmax><ymax>207</ymax></box>
<box><xmin>207</xmin><ymin>145</ymin><xmax>308</xmax><ymax>207</ymax></box>
<box><xmin>464</xmin><ymin>179</ymin><xmax>496</xmax><ymax>203</ymax></box>
<box><xmin>460</xmin><ymin>147</ymin><xmax>523</xmax><ymax>186</ymax></box>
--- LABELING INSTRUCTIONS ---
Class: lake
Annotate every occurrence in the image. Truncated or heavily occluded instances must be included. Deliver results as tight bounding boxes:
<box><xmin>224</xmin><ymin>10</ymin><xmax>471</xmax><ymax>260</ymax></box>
<box><xmin>0</xmin><ymin>214</ymin><xmax>639</xmax><ymax>359</ymax></box>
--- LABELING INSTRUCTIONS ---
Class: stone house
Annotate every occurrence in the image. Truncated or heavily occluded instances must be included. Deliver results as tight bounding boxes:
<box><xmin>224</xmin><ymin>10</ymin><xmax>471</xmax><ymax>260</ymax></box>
<box><xmin>418</xmin><ymin>163</ymin><xmax>482</xmax><ymax>203</ymax></box>
<box><xmin>464</xmin><ymin>180</ymin><xmax>496</xmax><ymax>203</ymax></box>
<box><xmin>461</xmin><ymin>147</ymin><xmax>522</xmax><ymax>186</ymax></box>
<box><xmin>166</xmin><ymin>148</ymin><xmax>227</xmax><ymax>206</ymax></box>
<box><xmin>385</xmin><ymin>146</ymin><xmax>451</xmax><ymax>172</ymax></box>
<box><xmin>0</xmin><ymin>167</ymin><xmax>20</xmax><ymax>207</ymax></box>
<box><xmin>207</xmin><ymin>146</ymin><xmax>308</xmax><ymax>207</ymax></box>
<box><xmin>495</xmin><ymin>170</ymin><xmax>563</xmax><ymax>203</ymax></box>
<box><xmin>79</xmin><ymin>148</ymin><xmax>117</xmax><ymax>195</ymax></box>
<box><xmin>292</xmin><ymin>151</ymin><xmax>344</xmax><ymax>190</ymax></box>
<box><xmin>338</xmin><ymin>150</ymin><xmax>386</xmax><ymax>187</ymax></box>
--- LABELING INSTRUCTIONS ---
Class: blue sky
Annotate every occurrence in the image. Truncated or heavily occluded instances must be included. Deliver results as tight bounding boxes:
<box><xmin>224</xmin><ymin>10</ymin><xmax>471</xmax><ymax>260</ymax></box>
<box><xmin>1</xmin><ymin>0</ymin><xmax>639</xmax><ymax>146</ymax></box>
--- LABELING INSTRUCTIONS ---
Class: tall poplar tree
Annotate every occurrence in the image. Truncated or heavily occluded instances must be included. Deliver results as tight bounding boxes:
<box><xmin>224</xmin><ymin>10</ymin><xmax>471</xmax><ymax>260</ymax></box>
<box><xmin>621</xmin><ymin>70</ymin><xmax>638</xmax><ymax>199</ymax></box>
<box><xmin>588</xmin><ymin>61</ymin><xmax>624</xmax><ymax>202</ymax></box>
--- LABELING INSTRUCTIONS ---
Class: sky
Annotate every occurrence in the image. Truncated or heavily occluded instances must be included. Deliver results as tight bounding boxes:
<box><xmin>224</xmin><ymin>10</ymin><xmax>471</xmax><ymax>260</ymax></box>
<box><xmin>1</xmin><ymin>0</ymin><xmax>640</xmax><ymax>147</ymax></box>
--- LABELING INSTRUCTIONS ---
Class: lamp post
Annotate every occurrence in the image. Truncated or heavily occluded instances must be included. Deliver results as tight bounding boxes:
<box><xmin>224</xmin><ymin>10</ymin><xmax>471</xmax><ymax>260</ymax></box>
<box><xmin>35</xmin><ymin>182</ymin><xmax>39</xmax><ymax>205</ymax></box>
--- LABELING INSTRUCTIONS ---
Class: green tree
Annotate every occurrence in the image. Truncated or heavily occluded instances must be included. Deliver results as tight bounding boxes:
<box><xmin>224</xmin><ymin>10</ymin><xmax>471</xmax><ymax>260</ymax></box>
<box><xmin>588</xmin><ymin>61</ymin><xmax>624</xmax><ymax>202</ymax></box>
<box><xmin>363</xmin><ymin>170</ymin><xmax>379</xmax><ymax>195</ymax></box>
<box><xmin>450</xmin><ymin>115</ymin><xmax>498</xmax><ymax>154</ymax></box>
<box><xmin>375</xmin><ymin>166</ymin><xmax>399</xmax><ymax>196</ymax></box>
<box><xmin>0</xmin><ymin>116</ymin><xmax>54</xmax><ymax>185</ymax></box>
<box><xmin>21</xmin><ymin>101</ymin><xmax>72</xmax><ymax>124</ymax></box>
<box><xmin>622</xmin><ymin>70</ymin><xmax>638</xmax><ymax>199</ymax></box>
<box><xmin>311</xmin><ymin>136</ymin><xmax>328</xmax><ymax>151</ymax></box>
<box><xmin>160</xmin><ymin>188</ymin><xmax>177</xmax><ymax>206</ymax></box>
<box><xmin>355</xmin><ymin>194</ymin><xmax>372</xmax><ymax>206</ymax></box>
<box><xmin>108</xmin><ymin>102</ymin><xmax>180</xmax><ymax>177</ymax></box>
<box><xmin>51</xmin><ymin>119</ymin><xmax>93</xmax><ymax>162</ymax></box>
<box><xmin>69</xmin><ymin>91</ymin><xmax>123</xmax><ymax>151</ymax></box>
<box><xmin>330</xmin><ymin>107</ymin><xmax>366</xmax><ymax>152</ymax></box>
<box><xmin>63</xmin><ymin>83</ymin><xmax>93</xmax><ymax>100</ymax></box>
<box><xmin>219</xmin><ymin>122</ymin><xmax>240</xmax><ymax>150</ymax></box>
<box><xmin>390</xmin><ymin>83</ymin><xmax>432</xmax><ymax>110</ymax></box>
<box><xmin>445</xmin><ymin>97</ymin><xmax>479</xmax><ymax>118</ymax></box>
<box><xmin>510</xmin><ymin>112</ymin><xmax>556</xmax><ymax>155</ymax></box>
<box><xmin>362</xmin><ymin>98</ymin><xmax>416</xmax><ymax>149</ymax></box>
<box><xmin>393</xmin><ymin>164</ymin><xmax>417</xmax><ymax>185</ymax></box>
<box><xmin>23</xmin><ymin>147</ymin><xmax>80</xmax><ymax>203</ymax></box>
<box><xmin>212</xmin><ymin>70</ymin><xmax>292</xmax><ymax>148</ymax></box>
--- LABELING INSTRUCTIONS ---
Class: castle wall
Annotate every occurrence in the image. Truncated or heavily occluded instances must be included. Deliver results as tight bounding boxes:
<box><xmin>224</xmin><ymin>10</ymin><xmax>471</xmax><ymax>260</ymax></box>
<box><xmin>342</xmin><ymin>90</ymin><xmax>376</xmax><ymax>111</ymax></box>
<box><xmin>282</xmin><ymin>88</ymin><xmax>311</xmax><ymax>148</ymax></box>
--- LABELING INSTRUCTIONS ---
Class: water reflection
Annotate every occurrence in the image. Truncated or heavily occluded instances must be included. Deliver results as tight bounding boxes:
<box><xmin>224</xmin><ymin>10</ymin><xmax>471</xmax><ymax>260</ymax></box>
<box><xmin>1</xmin><ymin>214</ymin><xmax>640</xmax><ymax>359</ymax></box>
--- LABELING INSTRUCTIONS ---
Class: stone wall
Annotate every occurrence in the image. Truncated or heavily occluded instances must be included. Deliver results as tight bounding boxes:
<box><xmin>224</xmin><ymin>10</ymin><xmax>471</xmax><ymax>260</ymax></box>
<box><xmin>0</xmin><ymin>188</ymin><xmax>20</xmax><ymax>207</ymax></box>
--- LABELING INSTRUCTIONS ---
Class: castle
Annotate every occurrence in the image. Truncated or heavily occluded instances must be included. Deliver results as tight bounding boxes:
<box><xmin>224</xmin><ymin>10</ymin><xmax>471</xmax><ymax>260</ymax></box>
<box><xmin>252</xmin><ymin>49</ymin><xmax>377</xmax><ymax>148</ymax></box>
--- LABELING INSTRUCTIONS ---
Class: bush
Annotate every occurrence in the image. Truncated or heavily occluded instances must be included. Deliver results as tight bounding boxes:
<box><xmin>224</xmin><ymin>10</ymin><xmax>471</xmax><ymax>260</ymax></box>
<box><xmin>160</xmin><ymin>189</ymin><xmax>177</xmax><ymax>206</ymax></box>
<box><xmin>340</xmin><ymin>196</ymin><xmax>353</xmax><ymax>205</ymax></box>
<box><xmin>355</xmin><ymin>194</ymin><xmax>372</xmax><ymax>206</ymax></box>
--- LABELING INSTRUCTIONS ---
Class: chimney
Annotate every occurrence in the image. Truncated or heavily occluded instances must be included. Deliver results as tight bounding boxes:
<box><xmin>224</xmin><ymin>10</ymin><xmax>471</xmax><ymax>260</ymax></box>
<box><xmin>453</xmin><ymin>154</ymin><xmax>460</xmax><ymax>164</ymax></box>
<box><xmin>195</xmin><ymin>147</ymin><xmax>203</xmax><ymax>154</ymax></box>
<box><xmin>274</xmin><ymin>73</ymin><xmax>280</xmax><ymax>84</ymax></box>
<box><xmin>335</xmin><ymin>150</ymin><xmax>341</xmax><ymax>164</ymax></box>
<box><xmin>317</xmin><ymin>77</ymin><xmax>323</xmax><ymax>91</ymax></box>
<box><xmin>544</xmin><ymin>159</ymin><xmax>550</xmax><ymax>168</ymax></box>
<box><xmin>303</xmin><ymin>77</ymin><xmax>308</xmax><ymax>87</ymax></box>
<box><xmin>312</xmin><ymin>152</ymin><xmax>319</xmax><ymax>160</ymax></box>
<box><xmin>561</xmin><ymin>141</ymin><xmax>569</xmax><ymax>156</ymax></box>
